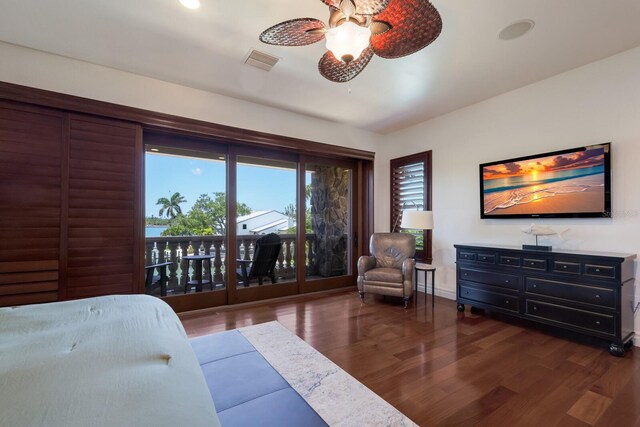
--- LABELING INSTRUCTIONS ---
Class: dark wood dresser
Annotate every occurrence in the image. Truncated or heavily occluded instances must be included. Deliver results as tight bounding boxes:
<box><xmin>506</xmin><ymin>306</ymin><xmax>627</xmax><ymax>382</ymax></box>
<box><xmin>454</xmin><ymin>244</ymin><xmax>636</xmax><ymax>356</ymax></box>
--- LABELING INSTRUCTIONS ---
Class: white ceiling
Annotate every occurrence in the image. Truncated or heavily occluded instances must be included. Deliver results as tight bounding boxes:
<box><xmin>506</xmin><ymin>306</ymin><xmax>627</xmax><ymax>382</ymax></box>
<box><xmin>1</xmin><ymin>0</ymin><xmax>639</xmax><ymax>134</ymax></box>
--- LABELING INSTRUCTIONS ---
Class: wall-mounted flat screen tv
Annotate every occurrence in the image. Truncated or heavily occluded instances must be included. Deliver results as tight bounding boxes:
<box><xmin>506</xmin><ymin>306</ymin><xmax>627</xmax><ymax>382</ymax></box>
<box><xmin>480</xmin><ymin>143</ymin><xmax>611</xmax><ymax>218</ymax></box>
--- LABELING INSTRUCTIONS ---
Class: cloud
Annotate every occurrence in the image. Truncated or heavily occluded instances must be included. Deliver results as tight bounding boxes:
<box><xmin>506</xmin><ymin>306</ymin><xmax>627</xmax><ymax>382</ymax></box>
<box><xmin>503</xmin><ymin>162</ymin><xmax>522</xmax><ymax>174</ymax></box>
<box><xmin>548</xmin><ymin>149</ymin><xmax>604</xmax><ymax>170</ymax></box>
<box><xmin>192</xmin><ymin>168</ymin><xmax>203</xmax><ymax>176</ymax></box>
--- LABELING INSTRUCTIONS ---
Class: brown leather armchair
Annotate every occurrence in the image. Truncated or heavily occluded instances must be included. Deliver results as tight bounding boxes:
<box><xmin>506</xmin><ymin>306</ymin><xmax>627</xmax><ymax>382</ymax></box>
<box><xmin>357</xmin><ymin>233</ymin><xmax>416</xmax><ymax>308</ymax></box>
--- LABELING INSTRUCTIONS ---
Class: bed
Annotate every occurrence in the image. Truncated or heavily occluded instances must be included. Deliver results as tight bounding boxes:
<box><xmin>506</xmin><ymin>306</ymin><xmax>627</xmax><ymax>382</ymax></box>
<box><xmin>0</xmin><ymin>295</ymin><xmax>221</xmax><ymax>427</ymax></box>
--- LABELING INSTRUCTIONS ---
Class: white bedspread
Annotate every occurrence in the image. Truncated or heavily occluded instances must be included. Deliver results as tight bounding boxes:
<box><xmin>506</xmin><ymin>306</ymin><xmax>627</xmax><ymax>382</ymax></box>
<box><xmin>0</xmin><ymin>295</ymin><xmax>220</xmax><ymax>427</ymax></box>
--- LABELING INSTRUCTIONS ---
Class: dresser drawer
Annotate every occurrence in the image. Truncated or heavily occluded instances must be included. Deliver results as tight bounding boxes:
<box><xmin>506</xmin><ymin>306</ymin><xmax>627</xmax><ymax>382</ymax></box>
<box><xmin>500</xmin><ymin>256</ymin><xmax>522</xmax><ymax>267</ymax></box>
<box><xmin>526</xmin><ymin>300</ymin><xmax>614</xmax><ymax>335</ymax></box>
<box><xmin>459</xmin><ymin>268</ymin><xmax>520</xmax><ymax>290</ymax></box>
<box><xmin>526</xmin><ymin>278</ymin><xmax>615</xmax><ymax>308</ymax></box>
<box><xmin>584</xmin><ymin>264</ymin><xmax>616</xmax><ymax>279</ymax></box>
<box><xmin>553</xmin><ymin>261</ymin><xmax>581</xmax><ymax>275</ymax></box>
<box><xmin>476</xmin><ymin>253</ymin><xmax>496</xmax><ymax>264</ymax></box>
<box><xmin>523</xmin><ymin>258</ymin><xmax>547</xmax><ymax>271</ymax></box>
<box><xmin>459</xmin><ymin>251</ymin><xmax>476</xmax><ymax>261</ymax></box>
<box><xmin>460</xmin><ymin>286</ymin><xmax>519</xmax><ymax>312</ymax></box>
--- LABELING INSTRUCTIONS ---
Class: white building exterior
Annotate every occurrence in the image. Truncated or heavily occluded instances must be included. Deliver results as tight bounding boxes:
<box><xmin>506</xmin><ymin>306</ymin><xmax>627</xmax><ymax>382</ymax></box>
<box><xmin>236</xmin><ymin>210</ymin><xmax>295</xmax><ymax>235</ymax></box>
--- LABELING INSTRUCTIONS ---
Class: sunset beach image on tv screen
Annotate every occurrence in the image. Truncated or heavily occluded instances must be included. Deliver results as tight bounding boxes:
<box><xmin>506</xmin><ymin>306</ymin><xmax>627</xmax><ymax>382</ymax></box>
<box><xmin>482</xmin><ymin>145</ymin><xmax>607</xmax><ymax>216</ymax></box>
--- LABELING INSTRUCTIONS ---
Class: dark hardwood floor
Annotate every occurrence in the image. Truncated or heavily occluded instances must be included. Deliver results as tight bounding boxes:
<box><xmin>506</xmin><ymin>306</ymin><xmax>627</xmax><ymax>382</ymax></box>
<box><xmin>180</xmin><ymin>290</ymin><xmax>640</xmax><ymax>427</ymax></box>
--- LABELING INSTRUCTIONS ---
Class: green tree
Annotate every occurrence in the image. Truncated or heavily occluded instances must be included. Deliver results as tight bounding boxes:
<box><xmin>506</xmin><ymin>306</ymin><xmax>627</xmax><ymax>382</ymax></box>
<box><xmin>156</xmin><ymin>192</ymin><xmax>186</xmax><ymax>219</ymax></box>
<box><xmin>145</xmin><ymin>215</ymin><xmax>171</xmax><ymax>226</ymax></box>
<box><xmin>284</xmin><ymin>185</ymin><xmax>312</xmax><ymax>233</ymax></box>
<box><xmin>162</xmin><ymin>192</ymin><xmax>252</xmax><ymax>236</ymax></box>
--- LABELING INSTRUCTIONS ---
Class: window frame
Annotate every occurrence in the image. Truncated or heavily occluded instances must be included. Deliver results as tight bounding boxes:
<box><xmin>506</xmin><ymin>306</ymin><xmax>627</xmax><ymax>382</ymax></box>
<box><xmin>390</xmin><ymin>151</ymin><xmax>433</xmax><ymax>263</ymax></box>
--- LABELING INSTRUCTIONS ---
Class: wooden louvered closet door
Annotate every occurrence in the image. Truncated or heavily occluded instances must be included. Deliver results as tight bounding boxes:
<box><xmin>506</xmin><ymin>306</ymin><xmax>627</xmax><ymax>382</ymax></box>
<box><xmin>64</xmin><ymin>114</ymin><xmax>142</xmax><ymax>299</ymax></box>
<box><xmin>0</xmin><ymin>102</ymin><xmax>64</xmax><ymax>306</ymax></box>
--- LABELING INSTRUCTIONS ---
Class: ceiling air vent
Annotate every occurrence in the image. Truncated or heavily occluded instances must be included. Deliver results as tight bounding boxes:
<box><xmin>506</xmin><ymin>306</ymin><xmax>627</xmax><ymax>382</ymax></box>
<box><xmin>244</xmin><ymin>49</ymin><xmax>279</xmax><ymax>71</ymax></box>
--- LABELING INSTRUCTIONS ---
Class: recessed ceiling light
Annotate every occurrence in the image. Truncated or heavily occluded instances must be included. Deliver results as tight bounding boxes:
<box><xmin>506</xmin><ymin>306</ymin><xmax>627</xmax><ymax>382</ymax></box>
<box><xmin>179</xmin><ymin>0</ymin><xmax>200</xmax><ymax>10</ymax></box>
<box><xmin>498</xmin><ymin>20</ymin><xmax>535</xmax><ymax>41</ymax></box>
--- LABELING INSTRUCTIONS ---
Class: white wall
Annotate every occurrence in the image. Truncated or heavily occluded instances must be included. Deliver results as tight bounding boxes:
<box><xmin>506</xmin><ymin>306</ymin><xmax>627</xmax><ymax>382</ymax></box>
<box><xmin>1</xmin><ymin>40</ymin><xmax>638</xmax><ymax>336</ymax></box>
<box><xmin>0</xmin><ymin>41</ymin><xmax>383</xmax><ymax>154</ymax></box>
<box><xmin>377</xmin><ymin>46</ymin><xmax>640</xmax><ymax>337</ymax></box>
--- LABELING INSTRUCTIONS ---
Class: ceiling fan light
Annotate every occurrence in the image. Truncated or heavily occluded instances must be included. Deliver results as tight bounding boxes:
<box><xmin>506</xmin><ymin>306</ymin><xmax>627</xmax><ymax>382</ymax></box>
<box><xmin>325</xmin><ymin>22</ymin><xmax>371</xmax><ymax>63</ymax></box>
<box><xmin>179</xmin><ymin>0</ymin><xmax>200</xmax><ymax>9</ymax></box>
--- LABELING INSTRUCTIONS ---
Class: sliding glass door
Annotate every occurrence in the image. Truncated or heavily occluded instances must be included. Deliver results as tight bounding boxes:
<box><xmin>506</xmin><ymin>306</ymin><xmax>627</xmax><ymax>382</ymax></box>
<box><xmin>231</xmin><ymin>151</ymin><xmax>299</xmax><ymax>303</ymax></box>
<box><xmin>143</xmin><ymin>133</ymin><xmax>367</xmax><ymax>311</ymax></box>
<box><xmin>144</xmin><ymin>138</ymin><xmax>228</xmax><ymax>311</ymax></box>
<box><xmin>303</xmin><ymin>158</ymin><xmax>357</xmax><ymax>292</ymax></box>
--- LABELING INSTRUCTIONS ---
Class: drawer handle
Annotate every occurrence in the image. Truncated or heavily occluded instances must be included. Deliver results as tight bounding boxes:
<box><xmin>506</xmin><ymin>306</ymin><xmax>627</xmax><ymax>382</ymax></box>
<box><xmin>464</xmin><ymin>273</ymin><xmax>468</xmax><ymax>277</ymax></box>
<box><xmin>533</xmin><ymin>306</ymin><xmax>537</xmax><ymax>311</ymax></box>
<box><xmin>505</xmin><ymin>300</ymin><xmax>510</xmax><ymax>304</ymax></box>
<box><xmin>465</xmin><ymin>291</ymin><xmax>469</xmax><ymax>295</ymax></box>
<box><xmin>563</xmin><ymin>265</ymin><xmax>567</xmax><ymax>269</ymax></box>
<box><xmin>505</xmin><ymin>280</ymin><xmax>510</xmax><ymax>283</ymax></box>
<box><xmin>595</xmin><ymin>294</ymin><xmax>600</xmax><ymax>299</ymax></box>
<box><xmin>506</xmin><ymin>259</ymin><xmax>511</xmax><ymax>263</ymax></box>
<box><xmin>482</xmin><ymin>256</ymin><xmax>487</xmax><ymax>260</ymax></box>
<box><xmin>532</xmin><ymin>284</ymin><xmax>537</xmax><ymax>288</ymax></box>
<box><xmin>596</xmin><ymin>268</ymin><xmax>600</xmax><ymax>272</ymax></box>
<box><xmin>596</xmin><ymin>321</ymin><xmax>601</xmax><ymax>325</ymax></box>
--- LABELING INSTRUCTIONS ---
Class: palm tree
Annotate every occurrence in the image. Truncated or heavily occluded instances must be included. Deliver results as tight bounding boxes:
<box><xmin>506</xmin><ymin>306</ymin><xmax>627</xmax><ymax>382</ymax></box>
<box><xmin>156</xmin><ymin>192</ymin><xmax>186</xmax><ymax>219</ymax></box>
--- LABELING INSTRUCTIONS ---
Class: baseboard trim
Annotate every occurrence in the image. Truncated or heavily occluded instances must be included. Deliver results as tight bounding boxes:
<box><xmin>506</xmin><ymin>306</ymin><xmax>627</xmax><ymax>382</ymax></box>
<box><xmin>416</xmin><ymin>284</ymin><xmax>456</xmax><ymax>301</ymax></box>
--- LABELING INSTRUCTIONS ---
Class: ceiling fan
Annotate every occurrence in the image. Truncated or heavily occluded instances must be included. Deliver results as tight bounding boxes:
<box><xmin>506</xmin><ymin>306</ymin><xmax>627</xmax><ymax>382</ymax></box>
<box><xmin>259</xmin><ymin>0</ymin><xmax>442</xmax><ymax>83</ymax></box>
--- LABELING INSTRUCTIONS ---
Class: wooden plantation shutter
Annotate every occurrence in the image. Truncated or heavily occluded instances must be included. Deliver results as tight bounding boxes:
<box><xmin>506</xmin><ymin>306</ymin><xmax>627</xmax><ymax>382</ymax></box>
<box><xmin>64</xmin><ymin>114</ymin><xmax>143</xmax><ymax>299</ymax></box>
<box><xmin>0</xmin><ymin>101</ymin><xmax>64</xmax><ymax>306</ymax></box>
<box><xmin>390</xmin><ymin>151</ymin><xmax>432</xmax><ymax>263</ymax></box>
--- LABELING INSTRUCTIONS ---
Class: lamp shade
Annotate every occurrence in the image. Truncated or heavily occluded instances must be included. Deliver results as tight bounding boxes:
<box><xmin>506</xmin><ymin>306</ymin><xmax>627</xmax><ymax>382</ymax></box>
<box><xmin>400</xmin><ymin>210</ymin><xmax>434</xmax><ymax>230</ymax></box>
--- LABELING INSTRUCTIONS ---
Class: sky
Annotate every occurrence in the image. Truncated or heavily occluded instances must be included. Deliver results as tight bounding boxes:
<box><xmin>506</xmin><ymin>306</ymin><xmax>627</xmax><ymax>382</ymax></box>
<box><xmin>483</xmin><ymin>148</ymin><xmax>605</xmax><ymax>180</ymax></box>
<box><xmin>145</xmin><ymin>152</ymin><xmax>308</xmax><ymax>218</ymax></box>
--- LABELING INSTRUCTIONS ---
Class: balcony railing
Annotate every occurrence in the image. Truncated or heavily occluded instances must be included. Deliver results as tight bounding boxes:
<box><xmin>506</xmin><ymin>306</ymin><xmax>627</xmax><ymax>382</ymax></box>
<box><xmin>145</xmin><ymin>234</ymin><xmax>316</xmax><ymax>294</ymax></box>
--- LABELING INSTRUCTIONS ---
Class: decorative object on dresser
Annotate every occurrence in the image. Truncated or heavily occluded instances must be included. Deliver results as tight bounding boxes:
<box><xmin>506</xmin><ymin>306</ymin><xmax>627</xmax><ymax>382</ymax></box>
<box><xmin>357</xmin><ymin>233</ymin><xmax>416</xmax><ymax>308</ymax></box>
<box><xmin>521</xmin><ymin>223</ymin><xmax>569</xmax><ymax>251</ymax></box>
<box><xmin>455</xmin><ymin>244</ymin><xmax>636</xmax><ymax>356</ymax></box>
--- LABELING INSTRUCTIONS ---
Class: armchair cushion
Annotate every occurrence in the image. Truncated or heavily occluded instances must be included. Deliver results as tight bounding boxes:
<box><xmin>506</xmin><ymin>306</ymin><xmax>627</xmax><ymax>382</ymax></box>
<box><xmin>370</xmin><ymin>233</ymin><xmax>416</xmax><ymax>269</ymax></box>
<box><xmin>364</xmin><ymin>267</ymin><xmax>403</xmax><ymax>283</ymax></box>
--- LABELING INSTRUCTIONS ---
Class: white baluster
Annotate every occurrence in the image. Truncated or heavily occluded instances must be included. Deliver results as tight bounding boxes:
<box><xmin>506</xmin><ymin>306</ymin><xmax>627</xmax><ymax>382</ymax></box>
<box><xmin>164</xmin><ymin>244</ymin><xmax>171</xmax><ymax>262</ymax></box>
<box><xmin>220</xmin><ymin>243</ymin><xmax>226</xmax><ymax>264</ymax></box>
<box><xmin>151</xmin><ymin>242</ymin><xmax>159</xmax><ymax>264</ymax></box>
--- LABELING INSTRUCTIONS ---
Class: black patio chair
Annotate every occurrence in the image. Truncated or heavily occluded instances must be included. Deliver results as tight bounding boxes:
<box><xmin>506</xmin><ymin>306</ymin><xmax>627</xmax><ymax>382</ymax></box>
<box><xmin>236</xmin><ymin>233</ymin><xmax>281</xmax><ymax>287</ymax></box>
<box><xmin>144</xmin><ymin>261</ymin><xmax>173</xmax><ymax>297</ymax></box>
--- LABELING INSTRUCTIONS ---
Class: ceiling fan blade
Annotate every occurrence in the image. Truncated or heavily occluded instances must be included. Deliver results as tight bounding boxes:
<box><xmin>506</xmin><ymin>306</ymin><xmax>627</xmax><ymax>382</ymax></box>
<box><xmin>371</xmin><ymin>0</ymin><xmax>442</xmax><ymax>59</ymax></box>
<box><xmin>260</xmin><ymin>18</ymin><xmax>327</xmax><ymax>46</ymax></box>
<box><xmin>321</xmin><ymin>0</ymin><xmax>390</xmax><ymax>16</ymax></box>
<box><xmin>318</xmin><ymin>47</ymin><xmax>374</xmax><ymax>83</ymax></box>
